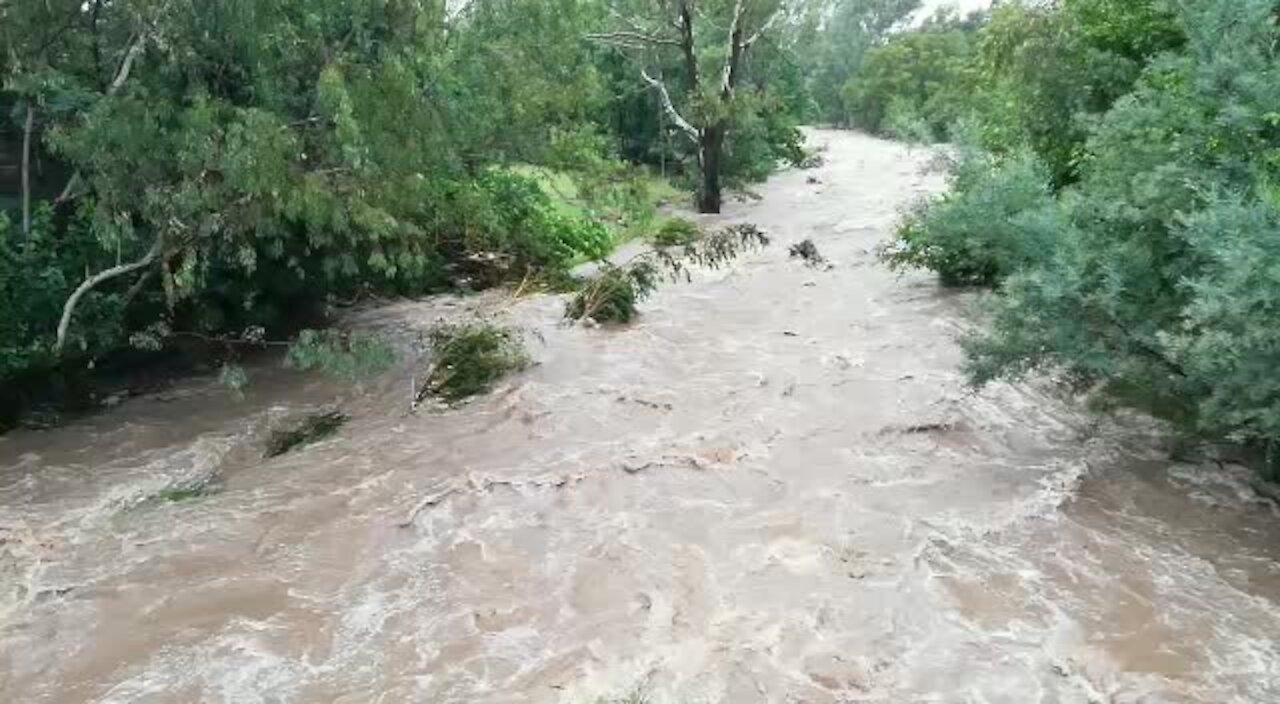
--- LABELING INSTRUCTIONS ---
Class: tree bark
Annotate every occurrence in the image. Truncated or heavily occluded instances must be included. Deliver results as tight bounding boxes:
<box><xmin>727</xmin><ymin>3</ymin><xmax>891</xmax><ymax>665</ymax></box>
<box><xmin>21</xmin><ymin>104</ymin><xmax>34</xmax><ymax>240</ymax></box>
<box><xmin>699</xmin><ymin>125</ymin><xmax>725</xmax><ymax>214</ymax></box>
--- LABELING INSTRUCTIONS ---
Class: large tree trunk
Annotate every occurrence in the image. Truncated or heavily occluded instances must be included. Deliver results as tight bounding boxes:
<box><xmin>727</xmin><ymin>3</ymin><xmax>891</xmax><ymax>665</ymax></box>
<box><xmin>698</xmin><ymin>125</ymin><xmax>726</xmax><ymax>214</ymax></box>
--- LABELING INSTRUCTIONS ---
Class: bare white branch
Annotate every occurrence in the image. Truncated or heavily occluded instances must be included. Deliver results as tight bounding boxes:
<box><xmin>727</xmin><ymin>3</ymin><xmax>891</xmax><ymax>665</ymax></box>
<box><xmin>721</xmin><ymin>0</ymin><xmax>746</xmax><ymax>94</ymax></box>
<box><xmin>586</xmin><ymin>31</ymin><xmax>683</xmax><ymax>48</ymax></box>
<box><xmin>640</xmin><ymin>68</ymin><xmax>700</xmax><ymax>144</ymax></box>
<box><xmin>742</xmin><ymin>8</ymin><xmax>784</xmax><ymax>49</ymax></box>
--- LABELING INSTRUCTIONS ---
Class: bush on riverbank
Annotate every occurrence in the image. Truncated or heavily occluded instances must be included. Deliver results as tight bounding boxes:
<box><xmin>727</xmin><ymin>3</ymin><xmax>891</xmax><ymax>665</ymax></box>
<box><xmin>878</xmin><ymin>0</ymin><xmax>1280</xmax><ymax>472</ymax></box>
<box><xmin>880</xmin><ymin>148</ymin><xmax>1056</xmax><ymax>287</ymax></box>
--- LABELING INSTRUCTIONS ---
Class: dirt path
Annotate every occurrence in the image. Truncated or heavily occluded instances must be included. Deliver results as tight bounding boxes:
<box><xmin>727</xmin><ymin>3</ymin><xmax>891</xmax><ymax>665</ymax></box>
<box><xmin>3</xmin><ymin>130</ymin><xmax>1279</xmax><ymax>703</ymax></box>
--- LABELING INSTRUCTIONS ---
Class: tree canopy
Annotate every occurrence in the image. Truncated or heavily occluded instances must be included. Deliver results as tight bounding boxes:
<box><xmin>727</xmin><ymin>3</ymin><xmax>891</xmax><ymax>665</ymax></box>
<box><xmin>0</xmin><ymin>0</ymin><xmax>812</xmax><ymax>422</ymax></box>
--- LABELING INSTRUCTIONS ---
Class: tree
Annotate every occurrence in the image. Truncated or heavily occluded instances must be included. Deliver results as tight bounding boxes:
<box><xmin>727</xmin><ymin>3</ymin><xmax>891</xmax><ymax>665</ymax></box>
<box><xmin>805</xmin><ymin>0</ymin><xmax>921</xmax><ymax>125</ymax></box>
<box><xmin>881</xmin><ymin>0</ymin><xmax>1280</xmax><ymax>475</ymax></box>
<box><xmin>0</xmin><ymin>0</ymin><xmax>621</xmax><ymax>408</ymax></box>
<box><xmin>590</xmin><ymin>0</ymin><xmax>798</xmax><ymax>213</ymax></box>
<box><xmin>841</xmin><ymin>18</ymin><xmax>975</xmax><ymax>139</ymax></box>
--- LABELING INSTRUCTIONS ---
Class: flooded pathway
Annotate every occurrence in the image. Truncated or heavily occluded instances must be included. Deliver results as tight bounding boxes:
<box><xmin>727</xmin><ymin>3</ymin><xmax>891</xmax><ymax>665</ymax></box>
<box><xmin>2</xmin><ymin>130</ymin><xmax>1279</xmax><ymax>703</ymax></box>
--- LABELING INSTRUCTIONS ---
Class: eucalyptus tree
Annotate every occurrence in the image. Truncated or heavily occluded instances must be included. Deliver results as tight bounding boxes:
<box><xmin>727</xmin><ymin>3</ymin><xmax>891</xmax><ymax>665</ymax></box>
<box><xmin>590</xmin><ymin>0</ymin><xmax>804</xmax><ymax>213</ymax></box>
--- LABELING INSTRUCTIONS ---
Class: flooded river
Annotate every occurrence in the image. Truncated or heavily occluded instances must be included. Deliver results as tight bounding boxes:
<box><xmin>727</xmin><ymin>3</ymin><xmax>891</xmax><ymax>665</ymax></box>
<box><xmin>2</xmin><ymin>130</ymin><xmax>1279</xmax><ymax>703</ymax></box>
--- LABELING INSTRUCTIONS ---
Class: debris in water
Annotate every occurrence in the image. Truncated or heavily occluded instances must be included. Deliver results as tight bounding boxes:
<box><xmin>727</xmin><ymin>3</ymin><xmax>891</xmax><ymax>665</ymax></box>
<box><xmin>901</xmin><ymin>422</ymin><xmax>956</xmax><ymax>434</ymax></box>
<box><xmin>790</xmin><ymin>239</ymin><xmax>830</xmax><ymax>269</ymax></box>
<box><xmin>799</xmin><ymin>150</ymin><xmax>826</xmax><ymax>169</ymax></box>
<box><xmin>617</xmin><ymin>395</ymin><xmax>673</xmax><ymax>411</ymax></box>
<box><xmin>264</xmin><ymin>410</ymin><xmax>349</xmax><ymax>458</ymax></box>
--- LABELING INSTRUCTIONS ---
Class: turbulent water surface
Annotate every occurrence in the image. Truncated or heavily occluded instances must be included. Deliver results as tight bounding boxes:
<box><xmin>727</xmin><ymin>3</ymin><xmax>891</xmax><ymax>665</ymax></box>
<box><xmin>3</xmin><ymin>131</ymin><xmax>1279</xmax><ymax>703</ymax></box>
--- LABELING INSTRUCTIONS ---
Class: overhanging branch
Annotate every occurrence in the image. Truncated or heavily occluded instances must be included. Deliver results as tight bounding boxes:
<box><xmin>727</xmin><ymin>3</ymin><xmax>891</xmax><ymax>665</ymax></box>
<box><xmin>55</xmin><ymin>237</ymin><xmax>163</xmax><ymax>355</ymax></box>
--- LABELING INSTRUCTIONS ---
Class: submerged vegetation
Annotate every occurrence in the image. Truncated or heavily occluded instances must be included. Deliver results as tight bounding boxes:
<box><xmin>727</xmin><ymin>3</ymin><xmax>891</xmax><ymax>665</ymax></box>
<box><xmin>264</xmin><ymin>410</ymin><xmax>350</xmax><ymax>458</ymax></box>
<box><xmin>789</xmin><ymin>239</ymin><xmax>828</xmax><ymax>268</ymax></box>
<box><xmin>567</xmin><ymin>223</ymin><xmax>770</xmax><ymax>324</ymax></box>
<box><xmin>652</xmin><ymin>218</ymin><xmax>702</xmax><ymax>248</ymax></box>
<box><xmin>567</xmin><ymin>263</ymin><xmax>661</xmax><ymax>325</ymax></box>
<box><xmin>417</xmin><ymin>322</ymin><xmax>531</xmax><ymax>404</ymax></box>
<box><xmin>151</xmin><ymin>482</ymin><xmax>220</xmax><ymax>504</ymax></box>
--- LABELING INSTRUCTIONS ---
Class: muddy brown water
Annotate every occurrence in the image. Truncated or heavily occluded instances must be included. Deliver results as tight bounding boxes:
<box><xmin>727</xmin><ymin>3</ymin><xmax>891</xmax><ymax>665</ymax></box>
<box><xmin>3</xmin><ymin>130</ymin><xmax>1279</xmax><ymax>703</ymax></box>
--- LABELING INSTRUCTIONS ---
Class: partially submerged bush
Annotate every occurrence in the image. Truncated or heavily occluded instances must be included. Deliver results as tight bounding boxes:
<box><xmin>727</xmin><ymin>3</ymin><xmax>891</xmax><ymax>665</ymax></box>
<box><xmin>789</xmin><ymin>239</ymin><xmax>828</xmax><ymax>268</ymax></box>
<box><xmin>798</xmin><ymin>150</ymin><xmax>825</xmax><ymax>169</ymax></box>
<box><xmin>567</xmin><ymin>223</ymin><xmax>769</xmax><ymax>324</ymax></box>
<box><xmin>265</xmin><ymin>410</ymin><xmax>349</xmax><ymax>458</ymax></box>
<box><xmin>565</xmin><ymin>262</ymin><xmax>660</xmax><ymax>324</ymax></box>
<box><xmin>652</xmin><ymin>218</ymin><xmax>701</xmax><ymax>247</ymax></box>
<box><xmin>879</xmin><ymin>149</ymin><xmax>1057</xmax><ymax>287</ymax></box>
<box><xmin>419</xmin><ymin>322</ymin><xmax>530</xmax><ymax>403</ymax></box>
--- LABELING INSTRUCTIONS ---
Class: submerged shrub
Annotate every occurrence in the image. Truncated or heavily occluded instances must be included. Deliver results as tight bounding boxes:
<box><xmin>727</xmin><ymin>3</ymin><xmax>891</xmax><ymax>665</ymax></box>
<box><xmin>565</xmin><ymin>261</ymin><xmax>660</xmax><ymax>324</ymax></box>
<box><xmin>567</xmin><ymin>223</ymin><xmax>769</xmax><ymax>324</ymax></box>
<box><xmin>789</xmin><ymin>239</ymin><xmax>828</xmax><ymax>268</ymax></box>
<box><xmin>880</xmin><ymin>149</ymin><xmax>1057</xmax><ymax>287</ymax></box>
<box><xmin>420</xmin><ymin>322</ymin><xmax>530</xmax><ymax>403</ymax></box>
<box><xmin>265</xmin><ymin>410</ymin><xmax>350</xmax><ymax>458</ymax></box>
<box><xmin>152</xmin><ymin>483</ymin><xmax>220</xmax><ymax>503</ymax></box>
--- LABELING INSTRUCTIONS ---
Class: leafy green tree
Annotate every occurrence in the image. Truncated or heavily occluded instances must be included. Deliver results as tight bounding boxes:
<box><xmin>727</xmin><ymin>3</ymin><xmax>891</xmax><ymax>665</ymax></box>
<box><xmin>805</xmin><ymin>0</ymin><xmax>920</xmax><ymax>125</ymax></box>
<box><xmin>0</xmin><ymin>0</ymin><xmax>640</xmax><ymax>414</ymax></box>
<box><xmin>841</xmin><ymin>20</ymin><xmax>974</xmax><ymax>139</ymax></box>
<box><xmin>969</xmin><ymin>0</ymin><xmax>1183</xmax><ymax>186</ymax></box>
<box><xmin>589</xmin><ymin>0</ymin><xmax>802</xmax><ymax>213</ymax></box>
<box><xmin>945</xmin><ymin>0</ymin><xmax>1280</xmax><ymax>470</ymax></box>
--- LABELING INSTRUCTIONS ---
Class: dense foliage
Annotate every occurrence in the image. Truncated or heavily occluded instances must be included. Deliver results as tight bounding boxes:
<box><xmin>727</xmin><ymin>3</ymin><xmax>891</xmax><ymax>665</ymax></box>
<box><xmin>0</xmin><ymin>0</ymin><xmax>809</xmax><ymax>421</ymax></box>
<box><xmin>880</xmin><ymin>0</ymin><xmax>1280</xmax><ymax>474</ymax></box>
<box><xmin>841</xmin><ymin>14</ymin><xmax>976</xmax><ymax>140</ymax></box>
<box><xmin>803</xmin><ymin>0</ymin><xmax>923</xmax><ymax>125</ymax></box>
